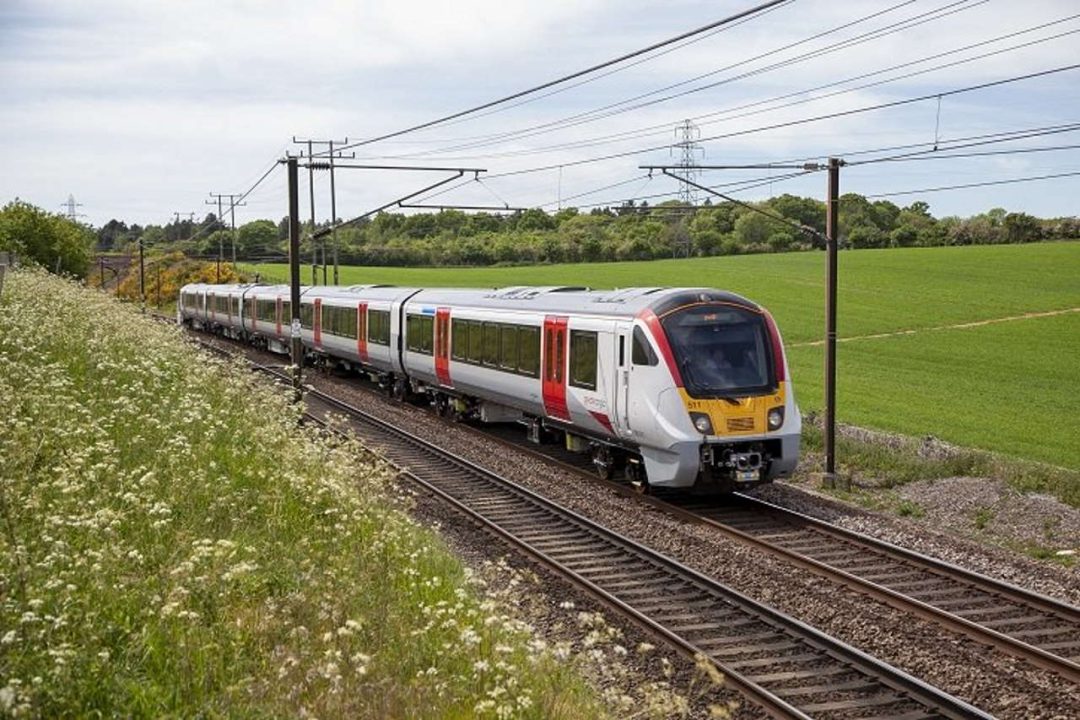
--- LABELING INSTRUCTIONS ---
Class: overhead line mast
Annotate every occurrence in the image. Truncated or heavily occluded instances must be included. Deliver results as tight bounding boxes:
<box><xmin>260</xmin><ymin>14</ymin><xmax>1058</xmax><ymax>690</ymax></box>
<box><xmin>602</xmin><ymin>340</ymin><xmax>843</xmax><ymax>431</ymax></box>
<box><xmin>292</xmin><ymin>137</ymin><xmax>355</xmax><ymax>284</ymax></box>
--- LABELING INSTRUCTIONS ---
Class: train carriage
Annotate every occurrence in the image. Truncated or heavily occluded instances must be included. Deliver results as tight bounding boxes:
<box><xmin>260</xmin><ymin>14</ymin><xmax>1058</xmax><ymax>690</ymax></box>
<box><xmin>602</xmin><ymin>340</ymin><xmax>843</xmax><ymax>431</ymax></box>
<box><xmin>297</xmin><ymin>285</ymin><xmax>422</xmax><ymax>381</ymax></box>
<box><xmin>179</xmin><ymin>281</ymin><xmax>800</xmax><ymax>492</ymax></box>
<box><xmin>399</xmin><ymin>285</ymin><xmax>800</xmax><ymax>491</ymax></box>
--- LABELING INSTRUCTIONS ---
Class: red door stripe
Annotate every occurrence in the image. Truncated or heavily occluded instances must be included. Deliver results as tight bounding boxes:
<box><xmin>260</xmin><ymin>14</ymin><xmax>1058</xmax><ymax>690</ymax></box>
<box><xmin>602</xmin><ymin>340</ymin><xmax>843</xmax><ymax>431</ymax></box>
<box><xmin>314</xmin><ymin>298</ymin><xmax>322</xmax><ymax>347</ymax></box>
<box><xmin>357</xmin><ymin>302</ymin><xmax>369</xmax><ymax>363</ymax></box>
<box><xmin>542</xmin><ymin>315</ymin><xmax>570</xmax><ymax>421</ymax></box>
<box><xmin>435</xmin><ymin>307</ymin><xmax>452</xmax><ymax>387</ymax></box>
<box><xmin>275</xmin><ymin>297</ymin><xmax>282</xmax><ymax>337</ymax></box>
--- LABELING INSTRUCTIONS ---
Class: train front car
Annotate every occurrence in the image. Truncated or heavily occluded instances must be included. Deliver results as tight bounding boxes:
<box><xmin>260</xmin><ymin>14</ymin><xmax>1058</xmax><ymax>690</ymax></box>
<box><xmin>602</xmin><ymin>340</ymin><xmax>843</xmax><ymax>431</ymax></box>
<box><xmin>632</xmin><ymin>290</ymin><xmax>799</xmax><ymax>492</ymax></box>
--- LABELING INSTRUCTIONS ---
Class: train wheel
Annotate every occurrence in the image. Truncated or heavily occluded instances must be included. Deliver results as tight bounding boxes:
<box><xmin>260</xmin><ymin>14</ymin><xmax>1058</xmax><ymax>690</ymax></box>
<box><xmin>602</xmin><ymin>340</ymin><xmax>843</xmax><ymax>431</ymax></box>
<box><xmin>434</xmin><ymin>394</ymin><xmax>450</xmax><ymax>418</ymax></box>
<box><xmin>592</xmin><ymin>446</ymin><xmax>615</xmax><ymax>481</ymax></box>
<box><xmin>391</xmin><ymin>377</ymin><xmax>408</xmax><ymax>402</ymax></box>
<box><xmin>626</xmin><ymin>461</ymin><xmax>650</xmax><ymax>495</ymax></box>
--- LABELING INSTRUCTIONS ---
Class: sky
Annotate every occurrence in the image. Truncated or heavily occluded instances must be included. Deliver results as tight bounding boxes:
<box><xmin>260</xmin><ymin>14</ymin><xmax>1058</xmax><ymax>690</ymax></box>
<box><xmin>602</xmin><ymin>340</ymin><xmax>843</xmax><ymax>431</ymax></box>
<box><xmin>1</xmin><ymin>0</ymin><xmax>1078</xmax><ymax>229</ymax></box>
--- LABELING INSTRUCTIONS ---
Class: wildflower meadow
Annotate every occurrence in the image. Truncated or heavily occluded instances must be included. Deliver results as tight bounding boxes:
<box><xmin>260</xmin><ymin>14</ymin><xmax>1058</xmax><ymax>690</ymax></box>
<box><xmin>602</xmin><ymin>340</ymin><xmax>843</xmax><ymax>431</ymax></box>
<box><xmin>0</xmin><ymin>269</ymin><xmax>607</xmax><ymax>718</ymax></box>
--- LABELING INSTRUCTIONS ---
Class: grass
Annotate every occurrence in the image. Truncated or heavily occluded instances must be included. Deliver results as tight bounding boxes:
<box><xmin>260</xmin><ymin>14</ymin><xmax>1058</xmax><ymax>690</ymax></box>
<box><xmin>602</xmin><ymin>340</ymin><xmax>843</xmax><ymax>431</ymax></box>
<box><xmin>246</xmin><ymin>242</ymin><xmax>1080</xmax><ymax>474</ymax></box>
<box><xmin>0</xmin><ymin>269</ymin><xmax>610</xmax><ymax>718</ymax></box>
<box><xmin>788</xmin><ymin>311</ymin><xmax>1080</xmax><ymax>469</ymax></box>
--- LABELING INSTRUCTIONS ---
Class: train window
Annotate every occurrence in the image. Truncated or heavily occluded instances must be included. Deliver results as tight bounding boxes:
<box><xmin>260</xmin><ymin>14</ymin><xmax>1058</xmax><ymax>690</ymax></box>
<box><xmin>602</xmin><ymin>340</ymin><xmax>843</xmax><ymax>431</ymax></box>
<box><xmin>451</xmin><ymin>319</ymin><xmax>468</xmax><ymax>360</ymax></box>
<box><xmin>467</xmin><ymin>320</ymin><xmax>483</xmax><ymax>363</ymax></box>
<box><xmin>343</xmin><ymin>307</ymin><xmax>355</xmax><ymax>338</ymax></box>
<box><xmin>632</xmin><ymin>326</ymin><xmax>658</xmax><ymax>366</ymax></box>
<box><xmin>282</xmin><ymin>301</ymin><xmax>291</xmax><ymax>325</ymax></box>
<box><xmin>406</xmin><ymin>314</ymin><xmax>422</xmax><ymax>352</ymax></box>
<box><xmin>518</xmin><ymin>326</ymin><xmax>540</xmax><ymax>377</ymax></box>
<box><xmin>256</xmin><ymin>299</ymin><xmax>276</xmax><ymax>323</ymax></box>
<box><xmin>230</xmin><ymin>296</ymin><xmax>239</xmax><ymax>317</ymax></box>
<box><xmin>407</xmin><ymin>314</ymin><xmax>434</xmax><ymax>355</ymax></box>
<box><xmin>569</xmin><ymin>330</ymin><xmax>597</xmax><ymax>391</ymax></box>
<box><xmin>321</xmin><ymin>306</ymin><xmax>351</xmax><ymax>338</ymax></box>
<box><xmin>499</xmin><ymin>325</ymin><xmax>517</xmax><ymax>371</ymax></box>
<box><xmin>481</xmin><ymin>322</ymin><xmax>499</xmax><ymax>366</ymax></box>
<box><xmin>367</xmin><ymin>309</ymin><xmax>390</xmax><ymax>345</ymax></box>
<box><xmin>420</xmin><ymin>315</ymin><xmax>434</xmax><ymax>354</ymax></box>
<box><xmin>618</xmin><ymin>335</ymin><xmax>626</xmax><ymax>367</ymax></box>
<box><xmin>322</xmin><ymin>306</ymin><xmax>334</xmax><ymax>335</ymax></box>
<box><xmin>300</xmin><ymin>303</ymin><xmax>314</xmax><ymax>330</ymax></box>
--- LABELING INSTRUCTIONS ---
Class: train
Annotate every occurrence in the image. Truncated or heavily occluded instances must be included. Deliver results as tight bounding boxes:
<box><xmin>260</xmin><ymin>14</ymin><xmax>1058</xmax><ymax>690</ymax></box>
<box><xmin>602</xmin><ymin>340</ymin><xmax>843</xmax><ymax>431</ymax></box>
<box><xmin>178</xmin><ymin>282</ymin><xmax>800</xmax><ymax>492</ymax></box>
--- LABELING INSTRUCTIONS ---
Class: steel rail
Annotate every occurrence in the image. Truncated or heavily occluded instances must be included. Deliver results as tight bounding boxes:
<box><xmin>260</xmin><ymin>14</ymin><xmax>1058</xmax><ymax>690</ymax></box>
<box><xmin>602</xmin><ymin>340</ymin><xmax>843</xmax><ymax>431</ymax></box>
<box><xmin>185</xmin><ymin>330</ymin><xmax>991</xmax><ymax>719</ymax></box>
<box><xmin>475</xmin><ymin>420</ymin><xmax>1080</xmax><ymax>684</ymax></box>
<box><xmin>181</xmin><ymin>323</ymin><xmax>1079</xmax><ymax>690</ymax></box>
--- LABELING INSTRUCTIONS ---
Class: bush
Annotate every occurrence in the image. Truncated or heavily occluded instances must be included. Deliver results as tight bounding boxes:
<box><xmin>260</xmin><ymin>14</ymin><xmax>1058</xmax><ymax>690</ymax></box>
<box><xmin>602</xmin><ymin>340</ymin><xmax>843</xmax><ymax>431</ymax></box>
<box><xmin>0</xmin><ymin>200</ymin><xmax>94</xmax><ymax>277</ymax></box>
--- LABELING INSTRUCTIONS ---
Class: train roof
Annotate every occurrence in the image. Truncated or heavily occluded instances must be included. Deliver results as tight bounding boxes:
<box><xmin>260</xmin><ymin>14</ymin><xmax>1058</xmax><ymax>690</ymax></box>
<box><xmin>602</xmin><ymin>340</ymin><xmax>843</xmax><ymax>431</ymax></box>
<box><xmin>179</xmin><ymin>283</ymin><xmax>762</xmax><ymax>317</ymax></box>
<box><xmin>407</xmin><ymin>286</ymin><xmax>760</xmax><ymax>318</ymax></box>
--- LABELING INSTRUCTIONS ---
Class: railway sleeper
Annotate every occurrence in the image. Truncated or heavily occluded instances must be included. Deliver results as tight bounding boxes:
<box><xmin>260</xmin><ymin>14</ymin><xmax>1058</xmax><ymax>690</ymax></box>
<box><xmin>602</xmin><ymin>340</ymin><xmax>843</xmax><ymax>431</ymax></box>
<box><xmin>773</xmin><ymin>678</ymin><xmax>882</xmax><ymax>698</ymax></box>
<box><xmin>707</xmin><ymin>639</ymin><xmax>806</xmax><ymax>658</ymax></box>
<box><xmin>801</xmin><ymin>693</ymin><xmax>914</xmax><ymax>714</ymax></box>
<box><xmin>746</xmin><ymin>664</ymin><xmax>853</xmax><ymax>684</ymax></box>
<box><xmin>723</xmin><ymin>651</ymin><xmax>824</xmax><ymax>670</ymax></box>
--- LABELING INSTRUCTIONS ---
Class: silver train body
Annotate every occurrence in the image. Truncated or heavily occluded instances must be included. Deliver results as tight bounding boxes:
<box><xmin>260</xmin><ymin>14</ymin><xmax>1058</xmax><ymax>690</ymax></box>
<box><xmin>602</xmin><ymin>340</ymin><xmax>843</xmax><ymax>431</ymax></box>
<box><xmin>178</xmin><ymin>282</ymin><xmax>801</xmax><ymax>491</ymax></box>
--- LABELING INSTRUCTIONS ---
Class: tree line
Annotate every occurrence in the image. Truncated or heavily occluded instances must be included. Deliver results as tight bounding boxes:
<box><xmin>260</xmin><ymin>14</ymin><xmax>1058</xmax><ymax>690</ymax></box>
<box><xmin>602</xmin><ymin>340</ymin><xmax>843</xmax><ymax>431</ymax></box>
<box><xmin>2</xmin><ymin>193</ymin><xmax>1077</xmax><ymax>280</ymax></box>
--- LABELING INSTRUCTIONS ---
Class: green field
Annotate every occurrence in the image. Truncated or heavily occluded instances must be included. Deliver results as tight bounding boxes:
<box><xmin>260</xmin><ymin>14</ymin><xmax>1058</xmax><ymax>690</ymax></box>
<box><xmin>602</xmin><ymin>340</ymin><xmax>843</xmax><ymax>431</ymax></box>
<box><xmin>247</xmin><ymin>242</ymin><xmax>1080</xmax><ymax>469</ymax></box>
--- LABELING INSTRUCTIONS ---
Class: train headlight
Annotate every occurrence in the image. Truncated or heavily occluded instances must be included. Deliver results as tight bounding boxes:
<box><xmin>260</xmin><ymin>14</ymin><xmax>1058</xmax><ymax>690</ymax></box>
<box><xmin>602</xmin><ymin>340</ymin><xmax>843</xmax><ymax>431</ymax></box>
<box><xmin>767</xmin><ymin>407</ymin><xmax>785</xmax><ymax>430</ymax></box>
<box><xmin>690</xmin><ymin>412</ymin><xmax>713</xmax><ymax>435</ymax></box>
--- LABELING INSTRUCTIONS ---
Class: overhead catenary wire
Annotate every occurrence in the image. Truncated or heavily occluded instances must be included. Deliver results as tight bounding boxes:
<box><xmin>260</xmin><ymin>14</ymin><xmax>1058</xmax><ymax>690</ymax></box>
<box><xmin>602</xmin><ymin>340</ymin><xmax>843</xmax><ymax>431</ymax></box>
<box><xmin>388</xmin><ymin>0</ymin><xmax>796</xmax><ymax>138</ymax></box>
<box><xmin>389</xmin><ymin>0</ymin><xmax>973</xmax><ymax>159</ymax></box>
<box><xmin>476</xmin><ymin>62</ymin><xmax>1080</xmax><ymax>180</ymax></box>
<box><xmin>865</xmin><ymin>170</ymin><xmax>1080</xmax><ymax>198</ymax></box>
<box><xmin>389</xmin><ymin>14</ymin><xmax>1080</xmax><ymax>164</ymax></box>
<box><xmin>321</xmin><ymin>0</ymin><xmax>792</xmax><ymax>155</ymax></box>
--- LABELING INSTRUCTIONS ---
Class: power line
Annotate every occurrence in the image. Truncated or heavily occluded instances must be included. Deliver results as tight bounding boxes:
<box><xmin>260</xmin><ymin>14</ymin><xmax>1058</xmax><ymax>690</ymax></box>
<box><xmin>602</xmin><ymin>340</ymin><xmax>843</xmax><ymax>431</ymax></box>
<box><xmin>744</xmin><ymin>121</ymin><xmax>1080</xmax><ymax>168</ymax></box>
<box><xmin>392</xmin><ymin>0</ymin><xmax>962</xmax><ymax>158</ymax></box>
<box><xmin>866</xmin><ymin>171</ymin><xmax>1080</xmax><ymax>198</ymax></box>
<box><xmin>850</xmin><ymin>142</ymin><xmax>1080</xmax><ymax>166</ymax></box>
<box><xmin>477</xmin><ymin>62</ymin><xmax>1080</xmax><ymax>180</ymax></box>
<box><xmin>324</xmin><ymin>0</ymin><xmax>791</xmax><ymax>155</ymax></box>
<box><xmin>392</xmin><ymin>13</ymin><xmax>1080</xmax><ymax>164</ymax></box>
<box><xmin>389</xmin><ymin>1</ymin><xmax>795</xmax><ymax>137</ymax></box>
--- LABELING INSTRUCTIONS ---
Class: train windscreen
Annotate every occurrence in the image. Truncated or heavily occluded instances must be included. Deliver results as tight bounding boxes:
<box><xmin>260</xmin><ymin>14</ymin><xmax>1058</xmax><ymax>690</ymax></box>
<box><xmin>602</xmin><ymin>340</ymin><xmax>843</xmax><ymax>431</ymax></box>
<box><xmin>660</xmin><ymin>304</ymin><xmax>775</xmax><ymax>398</ymax></box>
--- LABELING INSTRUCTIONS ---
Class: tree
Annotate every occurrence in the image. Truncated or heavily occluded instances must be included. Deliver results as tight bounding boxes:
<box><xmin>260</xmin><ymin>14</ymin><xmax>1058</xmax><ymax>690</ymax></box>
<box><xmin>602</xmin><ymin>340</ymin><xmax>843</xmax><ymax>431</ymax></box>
<box><xmin>1003</xmin><ymin>212</ymin><xmax>1040</xmax><ymax>243</ymax></box>
<box><xmin>0</xmin><ymin>200</ymin><xmax>93</xmax><ymax>277</ymax></box>
<box><xmin>97</xmin><ymin>219</ymin><xmax>129</xmax><ymax>251</ymax></box>
<box><xmin>237</xmin><ymin>220</ymin><xmax>279</xmax><ymax>259</ymax></box>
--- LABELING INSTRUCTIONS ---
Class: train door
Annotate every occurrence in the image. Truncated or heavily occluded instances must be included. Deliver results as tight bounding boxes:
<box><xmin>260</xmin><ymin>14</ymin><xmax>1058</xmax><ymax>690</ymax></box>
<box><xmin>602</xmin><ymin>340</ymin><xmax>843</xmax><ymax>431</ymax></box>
<box><xmin>357</xmin><ymin>302</ymin><xmax>368</xmax><ymax>363</ymax></box>
<box><xmin>434</xmin><ymin>307</ymin><xmax>451</xmax><ymax>387</ymax></box>
<box><xmin>313</xmin><ymin>298</ymin><xmax>322</xmax><ymax>347</ymax></box>
<box><xmin>613</xmin><ymin>324</ymin><xmax>633</xmax><ymax>436</ymax></box>
<box><xmin>275</xmin><ymin>297</ymin><xmax>283</xmax><ymax>337</ymax></box>
<box><xmin>542</xmin><ymin>316</ymin><xmax>570</xmax><ymax>421</ymax></box>
<box><xmin>627</xmin><ymin>322</ymin><xmax>668</xmax><ymax>438</ymax></box>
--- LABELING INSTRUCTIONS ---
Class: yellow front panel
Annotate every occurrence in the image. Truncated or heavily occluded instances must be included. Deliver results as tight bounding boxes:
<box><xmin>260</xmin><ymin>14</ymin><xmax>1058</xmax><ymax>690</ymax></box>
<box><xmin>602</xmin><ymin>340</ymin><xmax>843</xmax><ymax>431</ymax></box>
<box><xmin>679</xmin><ymin>382</ymin><xmax>786</xmax><ymax>437</ymax></box>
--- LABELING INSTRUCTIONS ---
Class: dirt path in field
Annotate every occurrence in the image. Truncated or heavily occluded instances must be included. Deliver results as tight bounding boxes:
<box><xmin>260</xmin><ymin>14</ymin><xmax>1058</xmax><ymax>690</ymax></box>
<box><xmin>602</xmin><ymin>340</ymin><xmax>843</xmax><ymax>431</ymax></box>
<box><xmin>789</xmin><ymin>306</ymin><xmax>1080</xmax><ymax>348</ymax></box>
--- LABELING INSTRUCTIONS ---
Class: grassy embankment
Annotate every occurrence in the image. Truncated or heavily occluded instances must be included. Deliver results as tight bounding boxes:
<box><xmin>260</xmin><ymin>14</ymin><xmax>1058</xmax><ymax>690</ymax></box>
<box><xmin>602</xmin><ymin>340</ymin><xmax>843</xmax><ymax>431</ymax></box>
<box><xmin>0</xmin><ymin>269</ymin><xmax>608</xmax><ymax>718</ymax></box>
<box><xmin>246</xmin><ymin>242</ymin><xmax>1080</xmax><ymax>487</ymax></box>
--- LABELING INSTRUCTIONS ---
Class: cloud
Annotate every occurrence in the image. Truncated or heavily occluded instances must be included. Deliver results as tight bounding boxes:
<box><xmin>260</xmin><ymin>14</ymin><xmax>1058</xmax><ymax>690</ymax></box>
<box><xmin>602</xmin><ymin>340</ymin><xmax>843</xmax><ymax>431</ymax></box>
<box><xmin>1</xmin><ymin>0</ymin><xmax>1078</xmax><ymax>224</ymax></box>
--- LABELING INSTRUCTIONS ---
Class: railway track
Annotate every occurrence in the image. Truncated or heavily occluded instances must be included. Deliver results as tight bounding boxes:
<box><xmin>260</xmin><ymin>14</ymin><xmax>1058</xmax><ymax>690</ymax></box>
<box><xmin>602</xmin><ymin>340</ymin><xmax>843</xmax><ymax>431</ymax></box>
<box><xmin>478</xmin><ymin>421</ymin><xmax>1080</xmax><ymax>686</ymax></box>
<box><xmin>189</xmin><ymin>338</ymin><xmax>991</xmax><ymax>720</ymax></box>
<box><xmin>184</xmin><ymin>328</ymin><xmax>1080</xmax><ymax>716</ymax></box>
